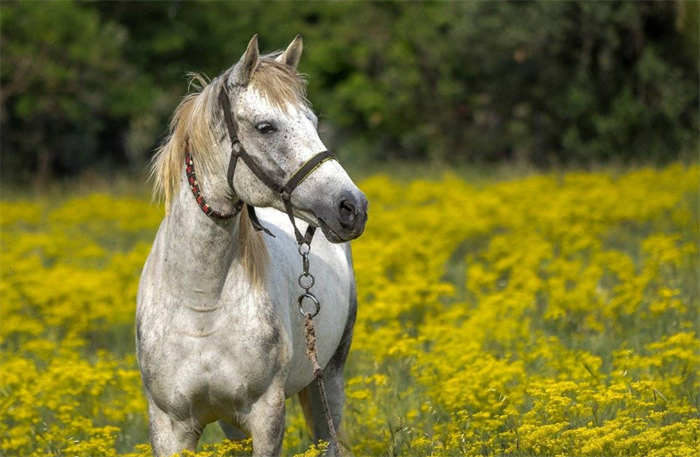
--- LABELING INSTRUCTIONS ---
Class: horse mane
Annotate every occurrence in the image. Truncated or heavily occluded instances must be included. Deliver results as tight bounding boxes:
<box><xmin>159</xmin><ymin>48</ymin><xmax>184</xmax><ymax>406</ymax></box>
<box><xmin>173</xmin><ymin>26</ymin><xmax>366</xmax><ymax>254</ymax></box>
<box><xmin>150</xmin><ymin>56</ymin><xmax>309</xmax><ymax>287</ymax></box>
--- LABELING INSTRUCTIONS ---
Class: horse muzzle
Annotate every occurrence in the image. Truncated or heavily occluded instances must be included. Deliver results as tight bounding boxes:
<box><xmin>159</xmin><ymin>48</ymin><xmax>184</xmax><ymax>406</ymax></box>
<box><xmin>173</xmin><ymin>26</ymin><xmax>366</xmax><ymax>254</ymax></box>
<box><xmin>316</xmin><ymin>190</ymin><xmax>368</xmax><ymax>243</ymax></box>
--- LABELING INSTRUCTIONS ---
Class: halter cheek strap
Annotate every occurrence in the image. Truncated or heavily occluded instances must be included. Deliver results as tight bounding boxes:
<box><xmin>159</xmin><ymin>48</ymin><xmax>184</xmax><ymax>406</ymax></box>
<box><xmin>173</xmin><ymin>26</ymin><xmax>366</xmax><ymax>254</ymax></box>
<box><xmin>185</xmin><ymin>85</ymin><xmax>335</xmax><ymax>246</ymax></box>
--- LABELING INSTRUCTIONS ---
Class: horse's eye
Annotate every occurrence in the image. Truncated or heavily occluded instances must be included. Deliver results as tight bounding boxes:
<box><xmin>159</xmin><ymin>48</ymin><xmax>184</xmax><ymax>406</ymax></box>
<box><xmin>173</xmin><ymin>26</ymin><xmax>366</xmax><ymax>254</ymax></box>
<box><xmin>255</xmin><ymin>122</ymin><xmax>276</xmax><ymax>134</ymax></box>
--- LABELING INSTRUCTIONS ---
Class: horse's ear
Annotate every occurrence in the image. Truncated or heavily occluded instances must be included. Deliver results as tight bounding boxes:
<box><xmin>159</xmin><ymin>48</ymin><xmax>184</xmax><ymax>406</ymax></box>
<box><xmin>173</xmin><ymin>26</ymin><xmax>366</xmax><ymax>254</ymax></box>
<box><xmin>275</xmin><ymin>35</ymin><xmax>303</xmax><ymax>70</ymax></box>
<box><xmin>234</xmin><ymin>35</ymin><xmax>260</xmax><ymax>86</ymax></box>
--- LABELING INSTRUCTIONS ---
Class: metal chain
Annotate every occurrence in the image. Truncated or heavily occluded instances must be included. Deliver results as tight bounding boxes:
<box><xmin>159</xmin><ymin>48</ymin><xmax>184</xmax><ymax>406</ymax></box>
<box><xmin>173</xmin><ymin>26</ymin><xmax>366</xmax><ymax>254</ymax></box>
<box><xmin>297</xmin><ymin>243</ymin><xmax>319</xmax><ymax>317</ymax></box>
<box><xmin>297</xmin><ymin>242</ymin><xmax>343</xmax><ymax>456</ymax></box>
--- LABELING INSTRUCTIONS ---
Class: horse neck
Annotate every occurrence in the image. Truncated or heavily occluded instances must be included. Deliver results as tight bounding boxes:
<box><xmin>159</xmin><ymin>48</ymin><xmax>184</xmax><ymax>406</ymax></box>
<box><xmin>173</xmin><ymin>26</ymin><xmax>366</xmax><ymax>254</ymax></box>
<box><xmin>161</xmin><ymin>166</ymin><xmax>242</xmax><ymax>301</ymax></box>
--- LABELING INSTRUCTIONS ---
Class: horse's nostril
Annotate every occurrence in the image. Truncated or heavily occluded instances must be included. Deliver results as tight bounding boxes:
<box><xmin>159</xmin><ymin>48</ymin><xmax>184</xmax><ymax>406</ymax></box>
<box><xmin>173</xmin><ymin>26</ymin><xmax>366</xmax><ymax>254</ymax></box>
<box><xmin>338</xmin><ymin>199</ymin><xmax>357</xmax><ymax>227</ymax></box>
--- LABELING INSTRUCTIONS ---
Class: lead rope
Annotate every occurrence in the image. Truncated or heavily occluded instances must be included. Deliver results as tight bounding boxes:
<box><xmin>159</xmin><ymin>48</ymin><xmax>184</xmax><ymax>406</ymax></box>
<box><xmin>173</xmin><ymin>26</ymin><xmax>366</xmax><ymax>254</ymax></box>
<box><xmin>297</xmin><ymin>243</ymin><xmax>343</xmax><ymax>456</ymax></box>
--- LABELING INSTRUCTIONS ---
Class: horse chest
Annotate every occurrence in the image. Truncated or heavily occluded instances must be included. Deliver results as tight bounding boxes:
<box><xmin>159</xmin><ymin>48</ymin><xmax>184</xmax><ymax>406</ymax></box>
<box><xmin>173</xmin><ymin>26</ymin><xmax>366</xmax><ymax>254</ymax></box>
<box><xmin>139</xmin><ymin>302</ymin><xmax>287</xmax><ymax>420</ymax></box>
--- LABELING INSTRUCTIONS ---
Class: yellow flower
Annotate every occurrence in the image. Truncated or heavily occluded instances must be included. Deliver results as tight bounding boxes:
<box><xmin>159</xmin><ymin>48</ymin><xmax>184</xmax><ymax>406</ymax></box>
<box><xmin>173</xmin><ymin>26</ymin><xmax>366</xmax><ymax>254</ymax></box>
<box><xmin>2</xmin><ymin>163</ymin><xmax>698</xmax><ymax>456</ymax></box>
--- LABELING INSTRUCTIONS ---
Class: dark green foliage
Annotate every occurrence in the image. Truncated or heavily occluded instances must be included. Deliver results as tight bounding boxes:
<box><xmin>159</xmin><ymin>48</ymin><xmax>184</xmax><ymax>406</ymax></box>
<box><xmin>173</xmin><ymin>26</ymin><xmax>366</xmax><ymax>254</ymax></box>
<box><xmin>1</xmin><ymin>1</ymin><xmax>697</xmax><ymax>183</ymax></box>
<box><xmin>0</xmin><ymin>1</ymin><xmax>157</xmax><ymax>183</ymax></box>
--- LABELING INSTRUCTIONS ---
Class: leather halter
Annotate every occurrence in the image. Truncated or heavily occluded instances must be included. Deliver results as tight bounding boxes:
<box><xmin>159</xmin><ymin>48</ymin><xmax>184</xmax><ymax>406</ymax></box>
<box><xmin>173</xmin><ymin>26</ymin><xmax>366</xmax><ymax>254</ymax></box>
<box><xmin>185</xmin><ymin>85</ymin><xmax>335</xmax><ymax>246</ymax></box>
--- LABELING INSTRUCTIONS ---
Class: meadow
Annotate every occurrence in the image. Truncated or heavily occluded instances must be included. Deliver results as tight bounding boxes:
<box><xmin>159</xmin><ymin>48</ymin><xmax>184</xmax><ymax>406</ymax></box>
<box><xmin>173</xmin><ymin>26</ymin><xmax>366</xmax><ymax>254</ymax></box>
<box><xmin>1</xmin><ymin>163</ymin><xmax>698</xmax><ymax>457</ymax></box>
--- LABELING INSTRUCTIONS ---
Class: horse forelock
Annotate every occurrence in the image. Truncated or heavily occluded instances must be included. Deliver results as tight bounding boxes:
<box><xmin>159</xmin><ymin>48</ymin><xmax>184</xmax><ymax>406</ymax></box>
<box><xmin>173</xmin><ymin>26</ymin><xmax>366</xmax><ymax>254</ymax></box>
<box><xmin>249</xmin><ymin>58</ymin><xmax>309</xmax><ymax>112</ymax></box>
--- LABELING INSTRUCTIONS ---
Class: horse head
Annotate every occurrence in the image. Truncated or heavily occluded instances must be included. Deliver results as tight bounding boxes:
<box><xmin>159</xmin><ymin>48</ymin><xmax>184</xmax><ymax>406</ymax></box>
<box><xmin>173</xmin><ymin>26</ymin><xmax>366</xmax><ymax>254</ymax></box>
<box><xmin>222</xmin><ymin>35</ymin><xmax>368</xmax><ymax>243</ymax></box>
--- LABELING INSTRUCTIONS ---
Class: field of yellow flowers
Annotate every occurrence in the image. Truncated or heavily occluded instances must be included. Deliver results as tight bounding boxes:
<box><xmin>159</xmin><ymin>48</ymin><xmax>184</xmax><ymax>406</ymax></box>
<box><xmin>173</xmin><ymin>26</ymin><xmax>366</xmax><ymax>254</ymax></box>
<box><xmin>2</xmin><ymin>163</ymin><xmax>698</xmax><ymax>457</ymax></box>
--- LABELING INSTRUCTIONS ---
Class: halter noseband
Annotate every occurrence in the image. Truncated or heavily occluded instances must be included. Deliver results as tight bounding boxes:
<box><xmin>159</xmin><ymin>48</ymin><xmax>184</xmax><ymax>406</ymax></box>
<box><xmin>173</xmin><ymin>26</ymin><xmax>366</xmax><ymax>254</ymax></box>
<box><xmin>186</xmin><ymin>85</ymin><xmax>335</xmax><ymax>246</ymax></box>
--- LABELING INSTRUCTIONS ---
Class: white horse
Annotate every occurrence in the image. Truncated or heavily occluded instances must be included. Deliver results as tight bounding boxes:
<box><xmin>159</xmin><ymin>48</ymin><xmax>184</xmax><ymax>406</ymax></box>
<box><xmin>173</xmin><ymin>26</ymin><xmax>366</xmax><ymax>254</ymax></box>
<box><xmin>136</xmin><ymin>35</ymin><xmax>368</xmax><ymax>457</ymax></box>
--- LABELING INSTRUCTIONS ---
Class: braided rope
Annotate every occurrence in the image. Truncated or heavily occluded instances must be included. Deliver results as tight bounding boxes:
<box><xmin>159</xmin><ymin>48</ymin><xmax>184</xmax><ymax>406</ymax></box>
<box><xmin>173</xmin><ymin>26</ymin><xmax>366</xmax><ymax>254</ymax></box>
<box><xmin>304</xmin><ymin>313</ymin><xmax>343</xmax><ymax>456</ymax></box>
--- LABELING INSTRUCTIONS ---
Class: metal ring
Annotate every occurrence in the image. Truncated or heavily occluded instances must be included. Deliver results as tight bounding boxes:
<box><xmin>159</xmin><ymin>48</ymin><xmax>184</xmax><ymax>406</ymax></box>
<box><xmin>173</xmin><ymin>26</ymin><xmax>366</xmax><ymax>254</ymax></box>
<box><xmin>298</xmin><ymin>292</ymin><xmax>320</xmax><ymax>317</ymax></box>
<box><xmin>298</xmin><ymin>273</ymin><xmax>315</xmax><ymax>290</ymax></box>
<box><xmin>298</xmin><ymin>243</ymin><xmax>311</xmax><ymax>256</ymax></box>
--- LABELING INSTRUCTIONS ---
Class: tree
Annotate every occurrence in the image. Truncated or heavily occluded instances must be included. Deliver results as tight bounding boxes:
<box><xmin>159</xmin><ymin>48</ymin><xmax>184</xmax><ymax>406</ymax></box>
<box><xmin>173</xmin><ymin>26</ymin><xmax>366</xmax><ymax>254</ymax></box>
<box><xmin>1</xmin><ymin>1</ymin><xmax>697</xmax><ymax>184</ymax></box>
<box><xmin>1</xmin><ymin>1</ymin><xmax>155</xmax><ymax>184</ymax></box>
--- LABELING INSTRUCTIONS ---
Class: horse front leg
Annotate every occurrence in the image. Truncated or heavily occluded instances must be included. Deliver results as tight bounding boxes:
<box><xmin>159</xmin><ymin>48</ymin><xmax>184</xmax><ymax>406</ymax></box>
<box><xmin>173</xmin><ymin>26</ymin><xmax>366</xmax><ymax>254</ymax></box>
<box><xmin>147</xmin><ymin>396</ymin><xmax>202</xmax><ymax>457</ymax></box>
<box><xmin>247</xmin><ymin>384</ymin><xmax>286</xmax><ymax>457</ymax></box>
